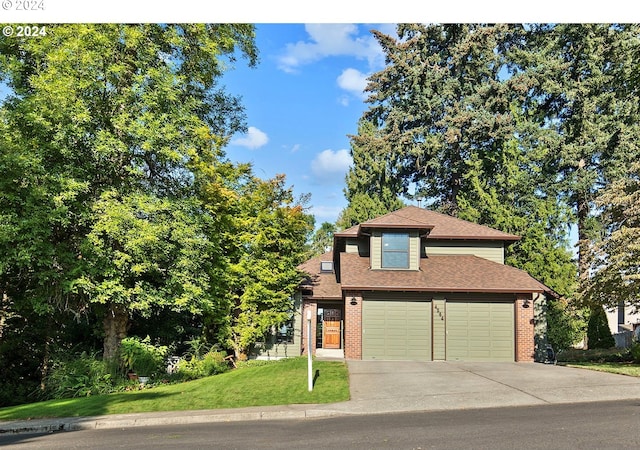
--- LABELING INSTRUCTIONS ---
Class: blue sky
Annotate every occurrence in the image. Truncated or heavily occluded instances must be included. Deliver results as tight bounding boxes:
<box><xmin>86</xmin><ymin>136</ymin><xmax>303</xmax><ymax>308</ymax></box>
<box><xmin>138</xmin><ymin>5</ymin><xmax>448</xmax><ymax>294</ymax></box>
<box><xmin>3</xmin><ymin>3</ymin><xmax>632</xmax><ymax>233</ymax></box>
<box><xmin>221</xmin><ymin>24</ymin><xmax>397</xmax><ymax>226</ymax></box>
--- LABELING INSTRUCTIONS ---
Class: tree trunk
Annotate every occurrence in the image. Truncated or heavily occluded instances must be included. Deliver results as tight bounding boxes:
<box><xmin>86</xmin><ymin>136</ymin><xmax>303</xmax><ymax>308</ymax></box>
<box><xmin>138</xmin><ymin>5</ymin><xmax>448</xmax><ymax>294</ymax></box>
<box><xmin>576</xmin><ymin>190</ymin><xmax>590</xmax><ymax>283</ymax></box>
<box><xmin>102</xmin><ymin>303</ymin><xmax>129</xmax><ymax>361</ymax></box>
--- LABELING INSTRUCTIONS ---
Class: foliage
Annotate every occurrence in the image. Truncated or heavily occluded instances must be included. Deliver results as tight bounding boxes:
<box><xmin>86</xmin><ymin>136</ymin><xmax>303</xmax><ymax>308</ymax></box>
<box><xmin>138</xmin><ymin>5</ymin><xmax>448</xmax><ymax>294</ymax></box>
<box><xmin>363</xmin><ymin>24</ymin><xmax>522</xmax><ymax>216</ymax></box>
<box><xmin>227</xmin><ymin>174</ymin><xmax>313</xmax><ymax>357</ymax></box>
<box><xmin>580</xmin><ymin>162</ymin><xmax>640</xmax><ymax>310</ymax></box>
<box><xmin>338</xmin><ymin>119</ymin><xmax>405</xmax><ymax>229</ymax></box>
<box><xmin>349</xmin><ymin>24</ymin><xmax>578</xmax><ymax>296</ymax></box>
<box><xmin>308</xmin><ymin>222</ymin><xmax>336</xmax><ymax>257</ymax></box>
<box><xmin>631</xmin><ymin>344</ymin><xmax>640</xmax><ymax>364</ymax></box>
<box><xmin>174</xmin><ymin>351</ymin><xmax>229</xmax><ymax>380</ymax></box>
<box><xmin>0</xmin><ymin>358</ymin><xmax>350</xmax><ymax>420</ymax></box>
<box><xmin>119</xmin><ymin>336</ymin><xmax>169</xmax><ymax>377</ymax></box>
<box><xmin>586</xmin><ymin>306</ymin><xmax>616</xmax><ymax>350</ymax></box>
<box><xmin>41</xmin><ymin>352</ymin><xmax>116</xmax><ymax>400</ymax></box>
<box><xmin>557</xmin><ymin>347</ymin><xmax>632</xmax><ymax>363</ymax></box>
<box><xmin>0</xmin><ymin>23</ymin><xmax>257</xmax><ymax>362</ymax></box>
<box><xmin>521</xmin><ymin>24</ymin><xmax>640</xmax><ymax>279</ymax></box>
<box><xmin>546</xmin><ymin>298</ymin><xmax>586</xmax><ymax>351</ymax></box>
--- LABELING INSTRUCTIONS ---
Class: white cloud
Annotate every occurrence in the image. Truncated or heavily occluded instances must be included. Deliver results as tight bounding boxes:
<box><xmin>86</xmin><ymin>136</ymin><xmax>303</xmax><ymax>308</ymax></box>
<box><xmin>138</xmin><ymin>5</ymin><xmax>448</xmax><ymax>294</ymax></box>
<box><xmin>311</xmin><ymin>149</ymin><xmax>353</xmax><ymax>183</ymax></box>
<box><xmin>230</xmin><ymin>126</ymin><xmax>269</xmax><ymax>150</ymax></box>
<box><xmin>278</xmin><ymin>24</ymin><xmax>384</xmax><ymax>73</ymax></box>
<box><xmin>309</xmin><ymin>204</ymin><xmax>345</xmax><ymax>223</ymax></box>
<box><xmin>337</xmin><ymin>68</ymin><xmax>369</xmax><ymax>100</ymax></box>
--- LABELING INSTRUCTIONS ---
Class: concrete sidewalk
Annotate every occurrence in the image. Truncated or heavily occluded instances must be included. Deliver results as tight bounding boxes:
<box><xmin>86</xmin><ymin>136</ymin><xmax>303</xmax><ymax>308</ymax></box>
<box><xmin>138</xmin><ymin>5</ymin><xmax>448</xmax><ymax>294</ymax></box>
<box><xmin>3</xmin><ymin>361</ymin><xmax>640</xmax><ymax>435</ymax></box>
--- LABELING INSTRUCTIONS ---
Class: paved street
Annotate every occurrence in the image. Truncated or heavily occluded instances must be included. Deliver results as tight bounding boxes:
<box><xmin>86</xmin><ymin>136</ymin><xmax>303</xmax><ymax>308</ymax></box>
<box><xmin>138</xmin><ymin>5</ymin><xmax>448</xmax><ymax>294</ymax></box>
<box><xmin>3</xmin><ymin>361</ymin><xmax>640</xmax><ymax>435</ymax></box>
<box><xmin>2</xmin><ymin>400</ymin><xmax>640</xmax><ymax>449</ymax></box>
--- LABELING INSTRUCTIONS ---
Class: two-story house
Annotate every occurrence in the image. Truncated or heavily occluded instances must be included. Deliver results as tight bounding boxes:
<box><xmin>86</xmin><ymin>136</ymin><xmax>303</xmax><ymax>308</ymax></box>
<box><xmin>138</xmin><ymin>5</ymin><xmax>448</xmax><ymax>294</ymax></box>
<box><xmin>253</xmin><ymin>206</ymin><xmax>555</xmax><ymax>362</ymax></box>
<box><xmin>301</xmin><ymin>206</ymin><xmax>552</xmax><ymax>361</ymax></box>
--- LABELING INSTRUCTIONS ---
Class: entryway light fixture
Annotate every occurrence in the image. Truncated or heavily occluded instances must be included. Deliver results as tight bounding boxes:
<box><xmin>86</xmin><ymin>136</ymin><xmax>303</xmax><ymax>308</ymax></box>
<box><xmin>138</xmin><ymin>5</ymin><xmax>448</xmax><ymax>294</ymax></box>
<box><xmin>523</xmin><ymin>299</ymin><xmax>531</xmax><ymax>308</ymax></box>
<box><xmin>350</xmin><ymin>297</ymin><xmax>358</xmax><ymax>306</ymax></box>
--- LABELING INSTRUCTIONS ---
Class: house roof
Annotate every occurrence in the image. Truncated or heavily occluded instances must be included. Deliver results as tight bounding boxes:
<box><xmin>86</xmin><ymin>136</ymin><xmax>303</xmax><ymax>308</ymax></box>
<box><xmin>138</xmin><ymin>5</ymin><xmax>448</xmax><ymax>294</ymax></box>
<box><xmin>334</xmin><ymin>206</ymin><xmax>520</xmax><ymax>241</ymax></box>
<box><xmin>339</xmin><ymin>253</ymin><xmax>550</xmax><ymax>294</ymax></box>
<box><xmin>297</xmin><ymin>251</ymin><xmax>342</xmax><ymax>299</ymax></box>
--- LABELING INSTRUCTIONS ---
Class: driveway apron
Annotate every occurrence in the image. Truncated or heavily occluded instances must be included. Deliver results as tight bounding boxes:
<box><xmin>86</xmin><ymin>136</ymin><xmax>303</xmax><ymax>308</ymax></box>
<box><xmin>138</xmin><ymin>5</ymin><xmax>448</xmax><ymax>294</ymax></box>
<box><xmin>315</xmin><ymin>360</ymin><xmax>640</xmax><ymax>415</ymax></box>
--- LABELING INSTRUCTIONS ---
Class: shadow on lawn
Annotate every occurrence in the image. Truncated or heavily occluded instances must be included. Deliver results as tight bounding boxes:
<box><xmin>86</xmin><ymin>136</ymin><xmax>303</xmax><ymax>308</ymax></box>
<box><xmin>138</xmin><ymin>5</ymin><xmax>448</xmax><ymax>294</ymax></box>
<box><xmin>0</xmin><ymin>389</ymin><xmax>180</xmax><ymax>446</ymax></box>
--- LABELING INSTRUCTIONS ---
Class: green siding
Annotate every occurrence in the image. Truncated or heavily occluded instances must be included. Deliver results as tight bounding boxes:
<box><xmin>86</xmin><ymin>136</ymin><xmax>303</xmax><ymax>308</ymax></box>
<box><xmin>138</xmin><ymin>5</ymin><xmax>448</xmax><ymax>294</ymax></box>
<box><xmin>424</xmin><ymin>240</ymin><xmax>505</xmax><ymax>264</ymax></box>
<box><xmin>362</xmin><ymin>298</ymin><xmax>432</xmax><ymax>360</ymax></box>
<box><xmin>446</xmin><ymin>302</ymin><xmax>514</xmax><ymax>361</ymax></box>
<box><xmin>371</xmin><ymin>230</ymin><xmax>420</xmax><ymax>270</ymax></box>
<box><xmin>432</xmin><ymin>299</ymin><xmax>446</xmax><ymax>360</ymax></box>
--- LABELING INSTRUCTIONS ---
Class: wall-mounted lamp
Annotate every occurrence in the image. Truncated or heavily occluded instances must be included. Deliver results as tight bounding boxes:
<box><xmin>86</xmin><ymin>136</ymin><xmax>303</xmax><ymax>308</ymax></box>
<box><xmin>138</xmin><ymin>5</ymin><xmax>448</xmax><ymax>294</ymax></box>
<box><xmin>522</xmin><ymin>299</ymin><xmax>531</xmax><ymax>308</ymax></box>
<box><xmin>350</xmin><ymin>297</ymin><xmax>358</xmax><ymax>306</ymax></box>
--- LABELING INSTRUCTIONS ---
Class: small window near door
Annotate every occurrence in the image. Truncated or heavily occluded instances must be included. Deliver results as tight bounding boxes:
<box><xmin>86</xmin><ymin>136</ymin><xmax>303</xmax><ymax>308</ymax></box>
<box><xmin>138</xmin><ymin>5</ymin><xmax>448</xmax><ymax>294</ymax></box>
<box><xmin>276</xmin><ymin>316</ymin><xmax>295</xmax><ymax>344</ymax></box>
<box><xmin>382</xmin><ymin>232</ymin><xmax>409</xmax><ymax>268</ymax></box>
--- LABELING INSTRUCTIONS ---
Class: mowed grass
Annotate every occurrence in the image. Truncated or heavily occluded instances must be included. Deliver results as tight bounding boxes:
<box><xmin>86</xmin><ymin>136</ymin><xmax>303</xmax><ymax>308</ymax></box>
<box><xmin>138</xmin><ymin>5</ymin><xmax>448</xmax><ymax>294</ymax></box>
<box><xmin>0</xmin><ymin>357</ymin><xmax>350</xmax><ymax>421</ymax></box>
<box><xmin>564</xmin><ymin>362</ymin><xmax>640</xmax><ymax>377</ymax></box>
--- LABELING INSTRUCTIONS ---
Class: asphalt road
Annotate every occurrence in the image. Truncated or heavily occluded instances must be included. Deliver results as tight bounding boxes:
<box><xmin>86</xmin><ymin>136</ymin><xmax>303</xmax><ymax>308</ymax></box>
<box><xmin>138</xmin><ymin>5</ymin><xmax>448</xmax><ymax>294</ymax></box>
<box><xmin>2</xmin><ymin>399</ymin><xmax>640</xmax><ymax>449</ymax></box>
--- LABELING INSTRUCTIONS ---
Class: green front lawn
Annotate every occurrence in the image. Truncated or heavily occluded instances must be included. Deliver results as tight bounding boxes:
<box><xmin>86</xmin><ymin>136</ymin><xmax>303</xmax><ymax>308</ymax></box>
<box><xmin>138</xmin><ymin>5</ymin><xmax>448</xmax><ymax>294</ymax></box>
<box><xmin>563</xmin><ymin>362</ymin><xmax>640</xmax><ymax>377</ymax></box>
<box><xmin>0</xmin><ymin>357</ymin><xmax>350</xmax><ymax>421</ymax></box>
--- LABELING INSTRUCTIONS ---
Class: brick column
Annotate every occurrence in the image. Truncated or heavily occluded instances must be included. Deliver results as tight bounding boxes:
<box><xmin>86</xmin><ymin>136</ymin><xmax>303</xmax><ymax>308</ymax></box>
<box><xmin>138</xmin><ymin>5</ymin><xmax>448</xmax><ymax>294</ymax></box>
<box><xmin>515</xmin><ymin>296</ymin><xmax>535</xmax><ymax>362</ymax></box>
<box><xmin>344</xmin><ymin>291</ymin><xmax>362</xmax><ymax>359</ymax></box>
<box><xmin>301</xmin><ymin>301</ymin><xmax>317</xmax><ymax>356</ymax></box>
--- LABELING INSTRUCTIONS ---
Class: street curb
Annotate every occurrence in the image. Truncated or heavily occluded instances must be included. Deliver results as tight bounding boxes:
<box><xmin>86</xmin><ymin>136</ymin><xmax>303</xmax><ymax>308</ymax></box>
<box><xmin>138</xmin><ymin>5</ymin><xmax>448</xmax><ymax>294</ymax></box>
<box><xmin>0</xmin><ymin>408</ymin><xmax>349</xmax><ymax>435</ymax></box>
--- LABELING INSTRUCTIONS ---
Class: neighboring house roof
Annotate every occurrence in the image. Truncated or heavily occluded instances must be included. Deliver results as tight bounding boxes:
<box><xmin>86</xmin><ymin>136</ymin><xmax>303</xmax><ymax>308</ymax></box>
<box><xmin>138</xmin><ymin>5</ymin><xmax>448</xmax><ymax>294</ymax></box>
<box><xmin>298</xmin><ymin>251</ymin><xmax>342</xmax><ymax>299</ymax></box>
<box><xmin>339</xmin><ymin>253</ymin><xmax>550</xmax><ymax>294</ymax></box>
<box><xmin>335</xmin><ymin>206</ymin><xmax>520</xmax><ymax>241</ymax></box>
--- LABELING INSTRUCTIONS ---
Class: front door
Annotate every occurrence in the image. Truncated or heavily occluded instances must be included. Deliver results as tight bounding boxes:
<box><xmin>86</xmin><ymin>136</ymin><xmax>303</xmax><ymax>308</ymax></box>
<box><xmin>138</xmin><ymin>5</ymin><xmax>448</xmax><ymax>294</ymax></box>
<box><xmin>323</xmin><ymin>308</ymin><xmax>342</xmax><ymax>349</ymax></box>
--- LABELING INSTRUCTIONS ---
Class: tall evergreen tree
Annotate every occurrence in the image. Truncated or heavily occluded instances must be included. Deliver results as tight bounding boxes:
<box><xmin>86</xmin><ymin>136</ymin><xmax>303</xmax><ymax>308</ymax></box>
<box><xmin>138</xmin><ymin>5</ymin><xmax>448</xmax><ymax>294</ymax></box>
<box><xmin>338</xmin><ymin>119</ymin><xmax>404</xmax><ymax>229</ymax></box>
<box><xmin>521</xmin><ymin>24</ymin><xmax>640</xmax><ymax>282</ymax></box>
<box><xmin>364</xmin><ymin>24</ymin><xmax>520</xmax><ymax>216</ymax></box>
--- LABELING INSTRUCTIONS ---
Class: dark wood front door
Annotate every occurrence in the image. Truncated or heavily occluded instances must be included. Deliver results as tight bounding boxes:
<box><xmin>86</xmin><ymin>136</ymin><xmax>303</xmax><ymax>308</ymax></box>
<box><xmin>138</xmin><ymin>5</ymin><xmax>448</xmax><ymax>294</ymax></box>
<box><xmin>323</xmin><ymin>308</ymin><xmax>342</xmax><ymax>349</ymax></box>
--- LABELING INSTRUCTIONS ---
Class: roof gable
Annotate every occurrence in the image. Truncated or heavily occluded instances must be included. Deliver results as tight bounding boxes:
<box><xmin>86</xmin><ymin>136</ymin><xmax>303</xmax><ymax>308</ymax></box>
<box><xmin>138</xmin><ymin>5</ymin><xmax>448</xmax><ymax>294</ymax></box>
<box><xmin>336</xmin><ymin>206</ymin><xmax>520</xmax><ymax>241</ymax></box>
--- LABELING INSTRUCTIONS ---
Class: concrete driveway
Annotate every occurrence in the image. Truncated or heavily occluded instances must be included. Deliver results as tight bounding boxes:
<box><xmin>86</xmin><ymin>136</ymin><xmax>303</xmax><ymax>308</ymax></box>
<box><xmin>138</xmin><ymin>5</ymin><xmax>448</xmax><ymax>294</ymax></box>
<box><xmin>316</xmin><ymin>360</ymin><xmax>640</xmax><ymax>415</ymax></box>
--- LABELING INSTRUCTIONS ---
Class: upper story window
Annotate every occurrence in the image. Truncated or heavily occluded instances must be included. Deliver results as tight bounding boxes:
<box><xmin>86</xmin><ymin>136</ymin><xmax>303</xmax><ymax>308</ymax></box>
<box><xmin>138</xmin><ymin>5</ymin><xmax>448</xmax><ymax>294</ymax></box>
<box><xmin>381</xmin><ymin>232</ymin><xmax>409</xmax><ymax>268</ymax></box>
<box><xmin>320</xmin><ymin>261</ymin><xmax>333</xmax><ymax>272</ymax></box>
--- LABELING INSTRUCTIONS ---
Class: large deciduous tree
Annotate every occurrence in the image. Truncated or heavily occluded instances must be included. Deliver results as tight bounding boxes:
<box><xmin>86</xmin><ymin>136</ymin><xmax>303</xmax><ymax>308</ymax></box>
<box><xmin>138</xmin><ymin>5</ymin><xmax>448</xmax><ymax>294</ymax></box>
<box><xmin>0</xmin><ymin>24</ymin><xmax>258</xmax><ymax>360</ymax></box>
<box><xmin>227</xmin><ymin>174</ymin><xmax>313</xmax><ymax>358</ymax></box>
<box><xmin>580</xmin><ymin>162</ymin><xmax>640</xmax><ymax>311</ymax></box>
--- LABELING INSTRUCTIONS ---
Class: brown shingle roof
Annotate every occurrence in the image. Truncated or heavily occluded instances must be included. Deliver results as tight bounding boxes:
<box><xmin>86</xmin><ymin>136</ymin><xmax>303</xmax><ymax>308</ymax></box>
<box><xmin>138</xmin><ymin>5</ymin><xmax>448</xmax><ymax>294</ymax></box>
<box><xmin>335</xmin><ymin>206</ymin><xmax>520</xmax><ymax>241</ymax></box>
<box><xmin>297</xmin><ymin>251</ymin><xmax>342</xmax><ymax>299</ymax></box>
<box><xmin>339</xmin><ymin>253</ymin><xmax>549</xmax><ymax>294</ymax></box>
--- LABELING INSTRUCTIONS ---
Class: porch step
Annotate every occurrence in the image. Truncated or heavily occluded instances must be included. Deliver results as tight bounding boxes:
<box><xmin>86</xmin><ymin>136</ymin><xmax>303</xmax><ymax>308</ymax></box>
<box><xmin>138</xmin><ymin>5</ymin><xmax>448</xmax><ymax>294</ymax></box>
<box><xmin>315</xmin><ymin>348</ymin><xmax>345</xmax><ymax>360</ymax></box>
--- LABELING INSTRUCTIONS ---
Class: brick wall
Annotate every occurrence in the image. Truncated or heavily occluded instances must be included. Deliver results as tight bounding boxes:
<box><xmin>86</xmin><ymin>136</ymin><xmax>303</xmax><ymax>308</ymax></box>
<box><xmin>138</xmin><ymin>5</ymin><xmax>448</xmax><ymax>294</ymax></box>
<box><xmin>344</xmin><ymin>291</ymin><xmax>362</xmax><ymax>359</ymax></box>
<box><xmin>515</xmin><ymin>295</ymin><xmax>535</xmax><ymax>362</ymax></box>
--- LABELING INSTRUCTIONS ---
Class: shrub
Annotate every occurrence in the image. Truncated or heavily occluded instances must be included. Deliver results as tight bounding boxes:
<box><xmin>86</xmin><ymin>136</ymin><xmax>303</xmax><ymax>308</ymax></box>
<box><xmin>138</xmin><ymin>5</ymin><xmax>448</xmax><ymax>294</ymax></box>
<box><xmin>557</xmin><ymin>347</ymin><xmax>633</xmax><ymax>363</ymax></box>
<box><xmin>174</xmin><ymin>351</ymin><xmax>230</xmax><ymax>380</ymax></box>
<box><xmin>587</xmin><ymin>305</ymin><xmax>615</xmax><ymax>349</ymax></box>
<box><xmin>43</xmin><ymin>352</ymin><xmax>114</xmax><ymax>399</ymax></box>
<box><xmin>630</xmin><ymin>343</ymin><xmax>640</xmax><ymax>363</ymax></box>
<box><xmin>119</xmin><ymin>336</ymin><xmax>168</xmax><ymax>378</ymax></box>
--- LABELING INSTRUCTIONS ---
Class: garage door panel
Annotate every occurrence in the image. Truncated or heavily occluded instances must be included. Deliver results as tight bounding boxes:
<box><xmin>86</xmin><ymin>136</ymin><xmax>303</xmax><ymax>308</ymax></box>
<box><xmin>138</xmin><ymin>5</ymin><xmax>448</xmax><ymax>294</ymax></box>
<box><xmin>446</xmin><ymin>302</ymin><xmax>514</xmax><ymax>362</ymax></box>
<box><xmin>362</xmin><ymin>299</ymin><xmax>431</xmax><ymax>361</ymax></box>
